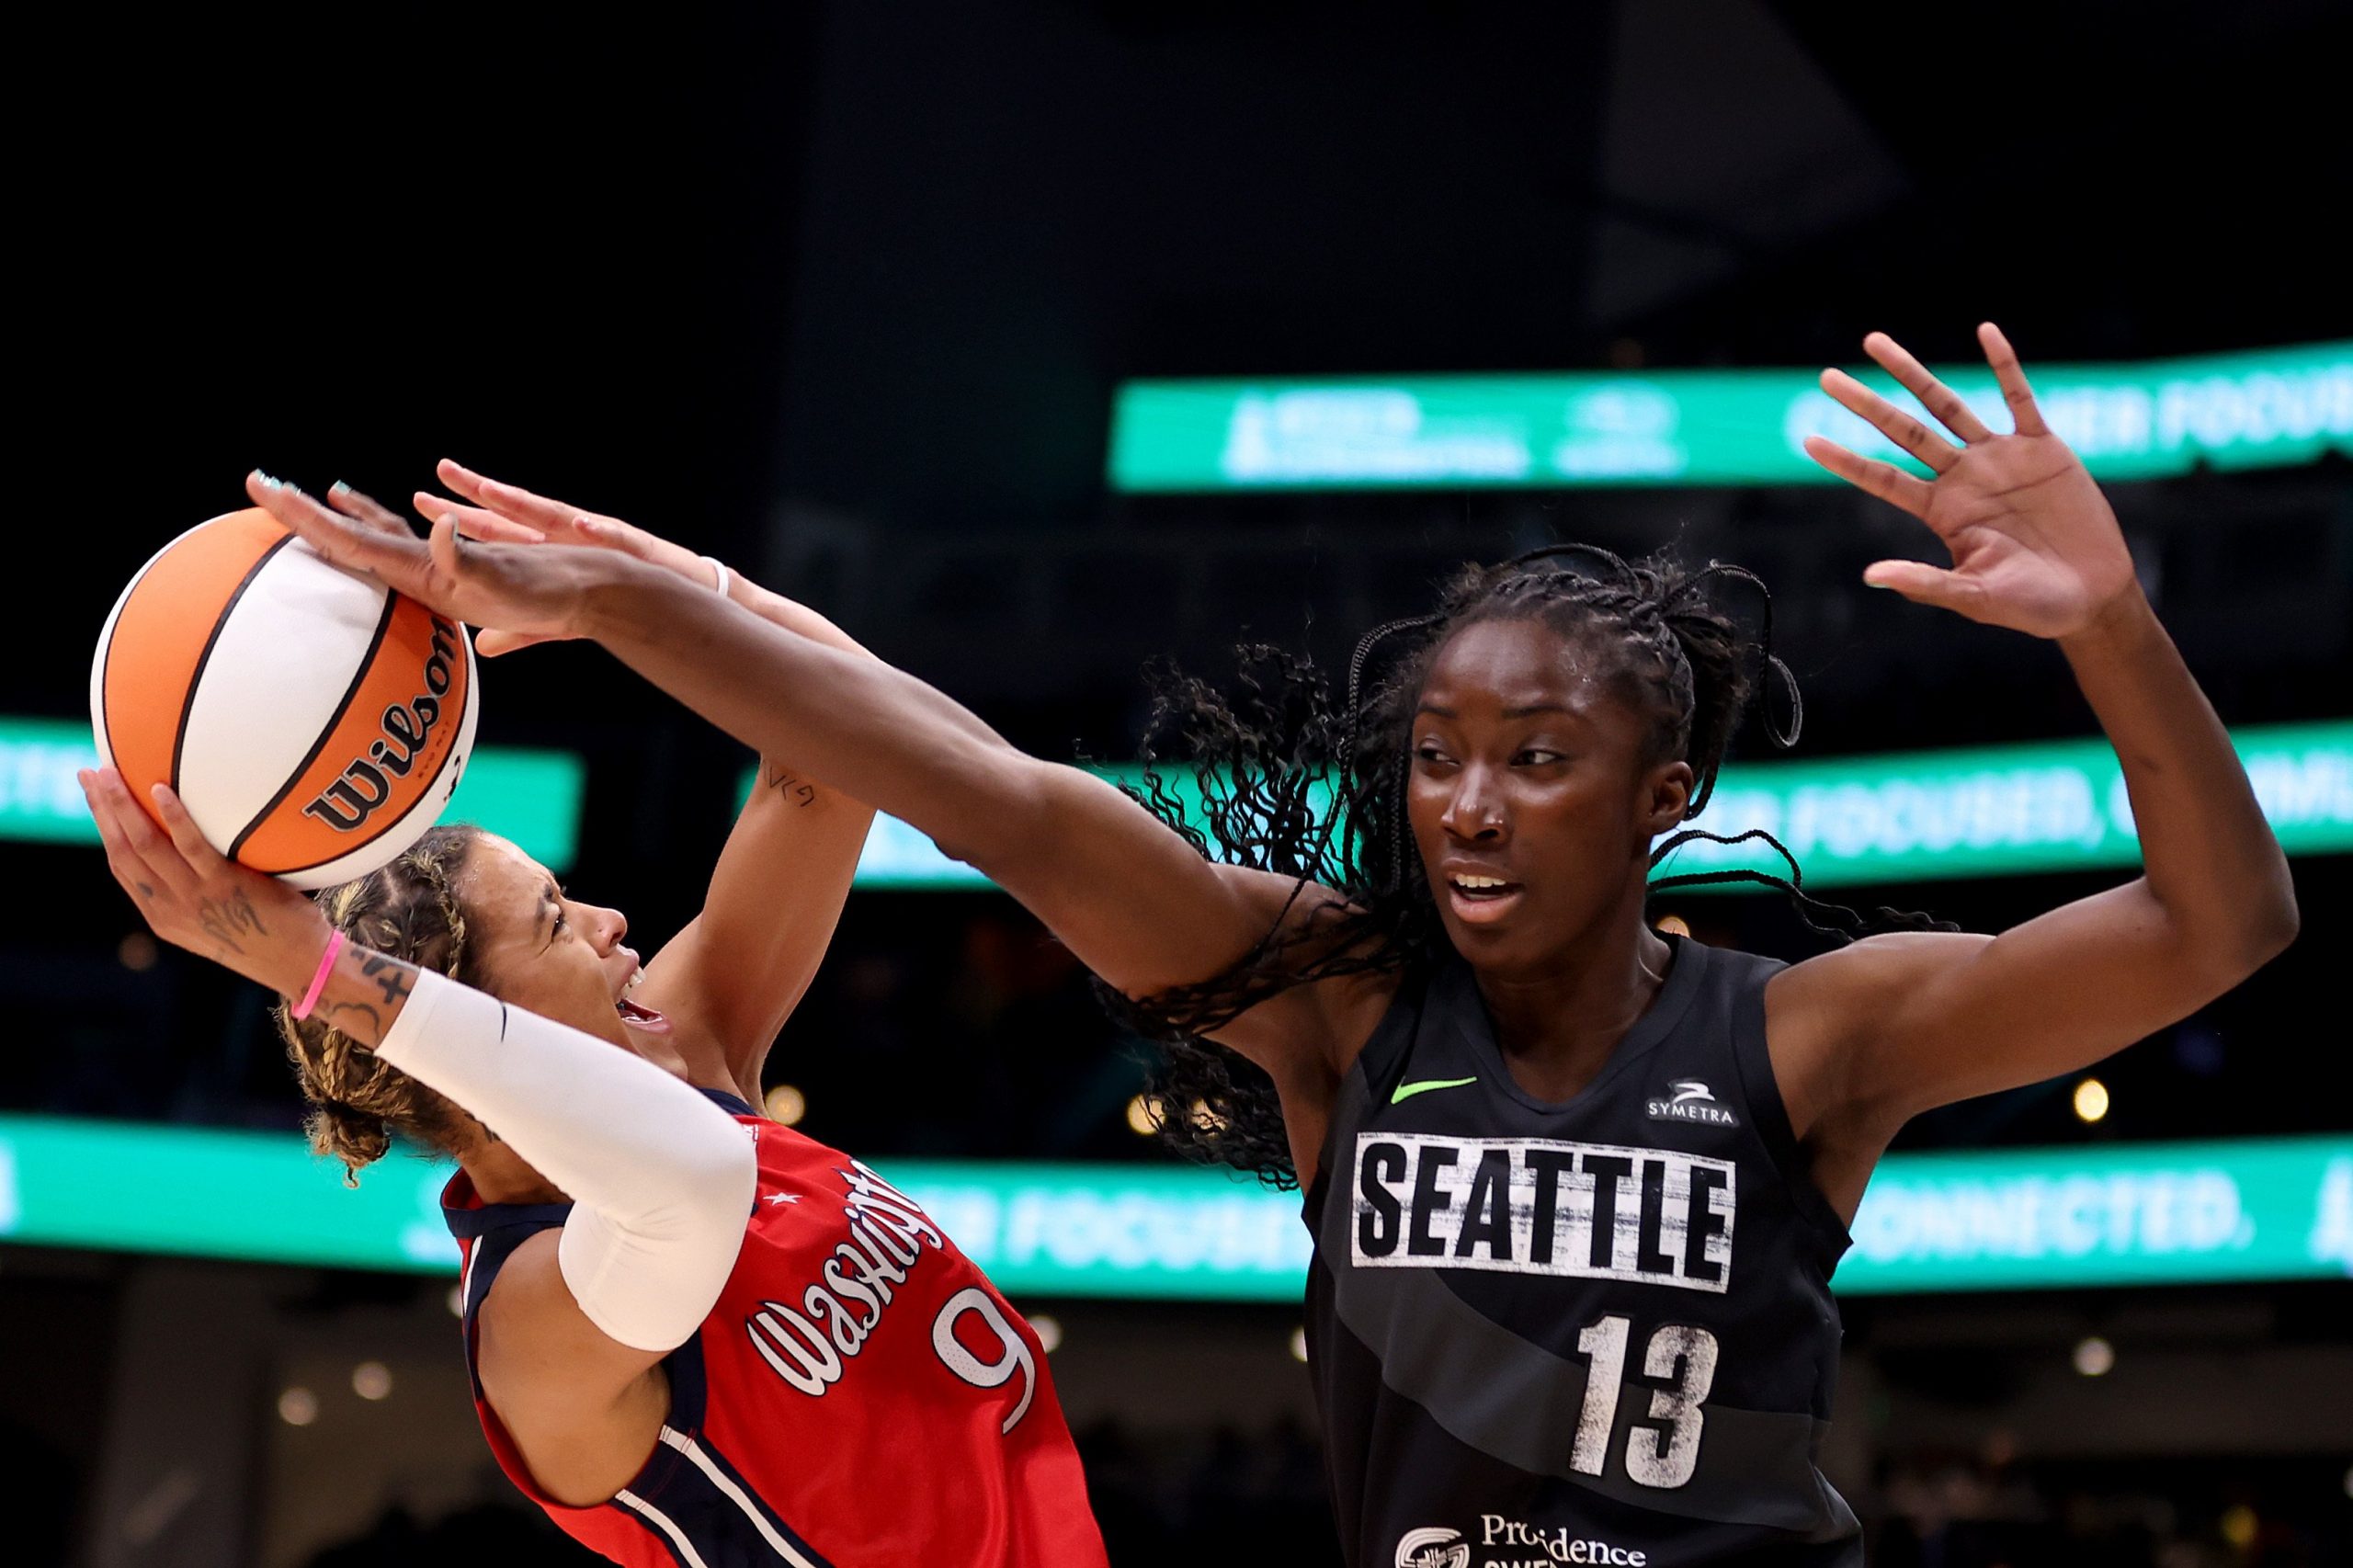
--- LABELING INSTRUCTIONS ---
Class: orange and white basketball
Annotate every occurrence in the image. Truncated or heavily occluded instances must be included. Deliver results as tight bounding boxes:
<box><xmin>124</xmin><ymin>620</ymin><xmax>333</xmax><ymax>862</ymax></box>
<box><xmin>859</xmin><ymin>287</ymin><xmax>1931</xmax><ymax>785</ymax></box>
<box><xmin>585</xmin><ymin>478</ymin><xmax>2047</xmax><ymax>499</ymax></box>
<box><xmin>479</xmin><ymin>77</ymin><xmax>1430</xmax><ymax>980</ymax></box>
<box><xmin>89</xmin><ymin>507</ymin><xmax>481</xmax><ymax>891</ymax></box>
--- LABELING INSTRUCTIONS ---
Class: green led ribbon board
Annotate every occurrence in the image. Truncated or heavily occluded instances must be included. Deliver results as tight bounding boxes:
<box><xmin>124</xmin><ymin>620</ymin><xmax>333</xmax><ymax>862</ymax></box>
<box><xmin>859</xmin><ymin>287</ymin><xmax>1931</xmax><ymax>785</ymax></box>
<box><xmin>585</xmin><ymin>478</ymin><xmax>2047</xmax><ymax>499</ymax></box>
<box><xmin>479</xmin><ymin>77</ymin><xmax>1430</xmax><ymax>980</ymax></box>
<box><xmin>0</xmin><ymin>1115</ymin><xmax>2346</xmax><ymax>1298</ymax></box>
<box><xmin>827</xmin><ymin>721</ymin><xmax>2353</xmax><ymax>891</ymax></box>
<box><xmin>23</xmin><ymin>712</ymin><xmax>2347</xmax><ymax>891</ymax></box>
<box><xmin>1108</xmin><ymin>340</ymin><xmax>2353</xmax><ymax>492</ymax></box>
<box><xmin>0</xmin><ymin>718</ymin><xmax>584</xmax><ymax>872</ymax></box>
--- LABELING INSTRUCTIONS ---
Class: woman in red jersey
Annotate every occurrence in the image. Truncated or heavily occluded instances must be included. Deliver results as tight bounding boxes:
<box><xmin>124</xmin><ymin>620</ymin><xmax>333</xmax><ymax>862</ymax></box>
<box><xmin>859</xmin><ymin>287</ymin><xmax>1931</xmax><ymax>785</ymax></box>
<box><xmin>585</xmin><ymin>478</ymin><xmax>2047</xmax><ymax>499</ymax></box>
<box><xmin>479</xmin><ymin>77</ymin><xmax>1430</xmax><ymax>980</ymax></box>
<box><xmin>81</xmin><ymin>467</ymin><xmax>1108</xmax><ymax>1568</ymax></box>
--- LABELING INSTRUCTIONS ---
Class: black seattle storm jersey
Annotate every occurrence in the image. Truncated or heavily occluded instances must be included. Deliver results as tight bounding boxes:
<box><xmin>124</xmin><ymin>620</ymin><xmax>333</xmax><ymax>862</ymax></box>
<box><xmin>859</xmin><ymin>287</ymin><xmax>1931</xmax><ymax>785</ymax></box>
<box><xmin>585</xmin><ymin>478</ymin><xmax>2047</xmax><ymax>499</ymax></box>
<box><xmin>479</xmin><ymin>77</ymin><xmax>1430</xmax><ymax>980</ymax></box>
<box><xmin>1303</xmin><ymin>933</ymin><xmax>1860</xmax><ymax>1568</ymax></box>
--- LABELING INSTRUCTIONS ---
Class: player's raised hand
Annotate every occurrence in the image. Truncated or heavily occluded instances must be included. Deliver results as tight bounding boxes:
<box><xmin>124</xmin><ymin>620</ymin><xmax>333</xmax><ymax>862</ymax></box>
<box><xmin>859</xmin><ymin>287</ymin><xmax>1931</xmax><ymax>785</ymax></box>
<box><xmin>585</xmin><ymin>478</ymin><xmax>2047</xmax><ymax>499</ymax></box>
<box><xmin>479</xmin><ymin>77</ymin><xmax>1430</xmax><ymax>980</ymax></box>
<box><xmin>1803</xmin><ymin>324</ymin><xmax>2140</xmax><ymax>640</ymax></box>
<box><xmin>415</xmin><ymin>460</ymin><xmax>723</xmax><ymax>656</ymax></box>
<box><xmin>79</xmin><ymin>767</ymin><xmax>326</xmax><ymax>994</ymax></box>
<box><xmin>247</xmin><ymin>472</ymin><xmax>606</xmax><ymax>647</ymax></box>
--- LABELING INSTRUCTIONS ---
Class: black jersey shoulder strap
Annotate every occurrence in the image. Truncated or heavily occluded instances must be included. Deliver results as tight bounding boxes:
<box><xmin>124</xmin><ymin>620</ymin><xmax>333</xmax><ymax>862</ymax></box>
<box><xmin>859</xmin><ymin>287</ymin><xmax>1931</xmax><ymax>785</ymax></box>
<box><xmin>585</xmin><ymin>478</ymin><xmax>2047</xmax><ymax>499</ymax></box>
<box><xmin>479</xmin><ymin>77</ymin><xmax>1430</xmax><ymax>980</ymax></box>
<box><xmin>1347</xmin><ymin>962</ymin><xmax>1440</xmax><ymax>1106</ymax></box>
<box><xmin>1305</xmin><ymin>966</ymin><xmax>1433</xmax><ymax>1211</ymax></box>
<box><xmin>1711</xmin><ymin>944</ymin><xmax>1854</xmax><ymax>1265</ymax></box>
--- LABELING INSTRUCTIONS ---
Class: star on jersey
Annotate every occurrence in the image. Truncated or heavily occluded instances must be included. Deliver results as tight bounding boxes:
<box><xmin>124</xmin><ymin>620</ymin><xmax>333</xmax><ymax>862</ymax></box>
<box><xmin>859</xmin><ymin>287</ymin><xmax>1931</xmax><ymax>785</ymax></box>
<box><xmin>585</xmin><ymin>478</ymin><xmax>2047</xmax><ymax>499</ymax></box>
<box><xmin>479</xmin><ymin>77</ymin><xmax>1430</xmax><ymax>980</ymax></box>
<box><xmin>763</xmin><ymin>1190</ymin><xmax>801</xmax><ymax>1206</ymax></box>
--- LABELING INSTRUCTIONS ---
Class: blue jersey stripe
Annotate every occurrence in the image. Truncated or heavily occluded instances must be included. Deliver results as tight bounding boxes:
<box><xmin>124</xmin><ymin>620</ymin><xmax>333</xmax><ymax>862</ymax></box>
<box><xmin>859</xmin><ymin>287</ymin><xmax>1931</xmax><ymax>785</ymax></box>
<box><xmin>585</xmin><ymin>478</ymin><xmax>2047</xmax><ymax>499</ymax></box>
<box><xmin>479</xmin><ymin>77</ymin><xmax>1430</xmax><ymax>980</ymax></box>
<box><xmin>612</xmin><ymin>1429</ymin><xmax>834</xmax><ymax>1567</ymax></box>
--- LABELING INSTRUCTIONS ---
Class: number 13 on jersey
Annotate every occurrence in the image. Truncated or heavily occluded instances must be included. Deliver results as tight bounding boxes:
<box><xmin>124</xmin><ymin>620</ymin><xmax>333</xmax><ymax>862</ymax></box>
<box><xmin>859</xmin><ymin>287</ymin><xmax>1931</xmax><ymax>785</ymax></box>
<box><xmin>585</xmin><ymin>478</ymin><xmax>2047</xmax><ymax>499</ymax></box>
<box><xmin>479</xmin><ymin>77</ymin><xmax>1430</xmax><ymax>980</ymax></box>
<box><xmin>1571</xmin><ymin>1317</ymin><xmax>1719</xmax><ymax>1488</ymax></box>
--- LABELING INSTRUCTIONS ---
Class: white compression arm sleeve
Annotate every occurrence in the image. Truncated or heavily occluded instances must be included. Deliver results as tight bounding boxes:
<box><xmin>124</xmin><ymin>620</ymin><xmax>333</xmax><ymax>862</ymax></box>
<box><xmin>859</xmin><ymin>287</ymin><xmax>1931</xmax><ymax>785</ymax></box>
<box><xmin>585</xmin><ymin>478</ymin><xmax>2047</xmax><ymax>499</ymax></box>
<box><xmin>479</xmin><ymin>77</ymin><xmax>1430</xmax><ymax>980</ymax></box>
<box><xmin>373</xmin><ymin>968</ymin><xmax>757</xmax><ymax>1352</ymax></box>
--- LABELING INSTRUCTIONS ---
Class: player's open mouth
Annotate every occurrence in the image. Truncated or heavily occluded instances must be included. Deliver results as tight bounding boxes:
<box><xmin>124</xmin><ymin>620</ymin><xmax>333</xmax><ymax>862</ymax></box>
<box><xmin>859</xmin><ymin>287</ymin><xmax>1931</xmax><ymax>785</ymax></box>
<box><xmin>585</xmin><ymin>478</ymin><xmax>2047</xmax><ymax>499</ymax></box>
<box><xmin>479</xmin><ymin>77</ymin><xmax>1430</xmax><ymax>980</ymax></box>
<box><xmin>617</xmin><ymin>994</ymin><xmax>672</xmax><ymax>1034</ymax></box>
<box><xmin>616</xmin><ymin>968</ymin><xmax>672</xmax><ymax>1034</ymax></box>
<box><xmin>1446</xmin><ymin>875</ymin><xmax>1524</xmax><ymax>925</ymax></box>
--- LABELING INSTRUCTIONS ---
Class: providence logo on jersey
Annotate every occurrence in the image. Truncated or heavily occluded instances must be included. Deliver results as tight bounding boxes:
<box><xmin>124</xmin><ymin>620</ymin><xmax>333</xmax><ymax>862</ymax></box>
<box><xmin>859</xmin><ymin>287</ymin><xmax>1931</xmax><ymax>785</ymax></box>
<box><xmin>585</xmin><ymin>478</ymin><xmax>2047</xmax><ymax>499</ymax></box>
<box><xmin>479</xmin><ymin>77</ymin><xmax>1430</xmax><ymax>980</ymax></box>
<box><xmin>1396</xmin><ymin>1520</ymin><xmax>1650</xmax><ymax>1568</ymax></box>
<box><xmin>1394</xmin><ymin>1527</ymin><xmax>1471</xmax><ymax>1568</ymax></box>
<box><xmin>1643</xmin><ymin>1078</ymin><xmax>1739</xmax><ymax>1128</ymax></box>
<box><xmin>1351</xmin><ymin>1133</ymin><xmax>1735</xmax><ymax>1291</ymax></box>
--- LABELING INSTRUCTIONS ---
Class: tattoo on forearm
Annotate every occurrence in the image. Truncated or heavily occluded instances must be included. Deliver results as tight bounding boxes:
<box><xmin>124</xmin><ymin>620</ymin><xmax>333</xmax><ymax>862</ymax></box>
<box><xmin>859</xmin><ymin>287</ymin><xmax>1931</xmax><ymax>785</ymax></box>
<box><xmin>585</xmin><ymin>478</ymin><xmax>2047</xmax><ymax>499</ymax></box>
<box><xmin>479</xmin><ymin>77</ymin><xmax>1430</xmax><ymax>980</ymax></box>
<box><xmin>314</xmin><ymin>998</ymin><xmax>384</xmax><ymax>1037</ymax></box>
<box><xmin>762</xmin><ymin>760</ymin><xmax>818</xmax><ymax>808</ymax></box>
<box><xmin>198</xmin><ymin>888</ymin><xmax>267</xmax><ymax>954</ymax></box>
<box><xmin>134</xmin><ymin>881</ymin><xmax>155</xmax><ymax>901</ymax></box>
<box><xmin>357</xmin><ymin>953</ymin><xmax>417</xmax><ymax>1007</ymax></box>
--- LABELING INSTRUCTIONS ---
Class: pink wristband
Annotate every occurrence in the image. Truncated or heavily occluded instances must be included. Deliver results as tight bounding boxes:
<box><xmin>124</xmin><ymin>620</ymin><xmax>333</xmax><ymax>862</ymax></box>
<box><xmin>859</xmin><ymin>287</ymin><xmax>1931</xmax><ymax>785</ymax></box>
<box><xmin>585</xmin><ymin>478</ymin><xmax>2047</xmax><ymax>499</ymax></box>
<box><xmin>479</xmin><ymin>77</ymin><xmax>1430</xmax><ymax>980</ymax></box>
<box><xmin>292</xmin><ymin>930</ymin><xmax>347</xmax><ymax>1021</ymax></box>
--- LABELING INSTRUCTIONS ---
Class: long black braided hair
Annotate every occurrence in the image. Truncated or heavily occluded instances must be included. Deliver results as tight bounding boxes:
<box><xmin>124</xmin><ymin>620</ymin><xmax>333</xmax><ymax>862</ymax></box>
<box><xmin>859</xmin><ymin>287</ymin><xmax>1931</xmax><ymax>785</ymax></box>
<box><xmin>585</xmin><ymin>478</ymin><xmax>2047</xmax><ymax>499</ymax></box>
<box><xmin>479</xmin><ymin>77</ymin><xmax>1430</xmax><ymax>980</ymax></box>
<box><xmin>1100</xmin><ymin>542</ymin><xmax>1957</xmax><ymax>1189</ymax></box>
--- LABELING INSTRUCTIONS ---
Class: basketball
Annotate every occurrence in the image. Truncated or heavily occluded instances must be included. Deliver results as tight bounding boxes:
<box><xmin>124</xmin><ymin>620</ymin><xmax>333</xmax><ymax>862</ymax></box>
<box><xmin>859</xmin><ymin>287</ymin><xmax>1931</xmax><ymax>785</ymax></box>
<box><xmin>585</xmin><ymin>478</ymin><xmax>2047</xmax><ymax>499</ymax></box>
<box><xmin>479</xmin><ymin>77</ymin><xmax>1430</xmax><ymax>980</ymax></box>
<box><xmin>89</xmin><ymin>507</ymin><xmax>481</xmax><ymax>891</ymax></box>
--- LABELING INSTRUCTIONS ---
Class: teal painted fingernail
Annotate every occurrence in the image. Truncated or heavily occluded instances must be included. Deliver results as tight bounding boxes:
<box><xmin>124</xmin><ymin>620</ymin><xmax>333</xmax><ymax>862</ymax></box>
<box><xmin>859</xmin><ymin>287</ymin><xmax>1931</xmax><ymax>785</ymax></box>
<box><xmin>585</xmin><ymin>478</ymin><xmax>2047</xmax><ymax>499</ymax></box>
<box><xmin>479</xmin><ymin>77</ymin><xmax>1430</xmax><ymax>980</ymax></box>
<box><xmin>329</xmin><ymin>480</ymin><xmax>351</xmax><ymax>496</ymax></box>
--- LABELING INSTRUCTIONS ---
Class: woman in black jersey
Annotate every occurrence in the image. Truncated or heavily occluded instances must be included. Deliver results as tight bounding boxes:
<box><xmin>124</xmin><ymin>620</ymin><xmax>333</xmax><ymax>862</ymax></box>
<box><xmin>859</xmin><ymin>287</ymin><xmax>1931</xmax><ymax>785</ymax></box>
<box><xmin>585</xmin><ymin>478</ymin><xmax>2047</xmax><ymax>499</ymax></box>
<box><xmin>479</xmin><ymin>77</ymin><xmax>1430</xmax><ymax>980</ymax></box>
<box><xmin>264</xmin><ymin>324</ymin><xmax>2298</xmax><ymax>1567</ymax></box>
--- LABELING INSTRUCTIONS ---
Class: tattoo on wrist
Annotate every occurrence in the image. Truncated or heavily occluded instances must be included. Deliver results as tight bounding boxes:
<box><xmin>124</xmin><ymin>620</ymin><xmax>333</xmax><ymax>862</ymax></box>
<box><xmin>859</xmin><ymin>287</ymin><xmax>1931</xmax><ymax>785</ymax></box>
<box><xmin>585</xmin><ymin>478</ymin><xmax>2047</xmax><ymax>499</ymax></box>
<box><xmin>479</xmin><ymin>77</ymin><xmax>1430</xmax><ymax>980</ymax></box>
<box><xmin>198</xmin><ymin>888</ymin><xmax>267</xmax><ymax>955</ymax></box>
<box><xmin>356</xmin><ymin>953</ymin><xmax>417</xmax><ymax>1007</ymax></box>
<box><xmin>762</xmin><ymin>760</ymin><xmax>818</xmax><ymax>808</ymax></box>
<box><xmin>314</xmin><ymin>999</ymin><xmax>384</xmax><ymax>1037</ymax></box>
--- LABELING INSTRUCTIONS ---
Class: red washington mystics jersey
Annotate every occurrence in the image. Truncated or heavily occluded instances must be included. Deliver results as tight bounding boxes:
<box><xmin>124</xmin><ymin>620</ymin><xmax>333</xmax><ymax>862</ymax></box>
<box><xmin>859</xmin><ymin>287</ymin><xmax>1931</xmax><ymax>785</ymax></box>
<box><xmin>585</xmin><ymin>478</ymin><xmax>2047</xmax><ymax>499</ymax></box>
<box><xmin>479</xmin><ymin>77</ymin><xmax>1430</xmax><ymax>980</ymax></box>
<box><xmin>443</xmin><ymin>1090</ymin><xmax>1108</xmax><ymax>1568</ymax></box>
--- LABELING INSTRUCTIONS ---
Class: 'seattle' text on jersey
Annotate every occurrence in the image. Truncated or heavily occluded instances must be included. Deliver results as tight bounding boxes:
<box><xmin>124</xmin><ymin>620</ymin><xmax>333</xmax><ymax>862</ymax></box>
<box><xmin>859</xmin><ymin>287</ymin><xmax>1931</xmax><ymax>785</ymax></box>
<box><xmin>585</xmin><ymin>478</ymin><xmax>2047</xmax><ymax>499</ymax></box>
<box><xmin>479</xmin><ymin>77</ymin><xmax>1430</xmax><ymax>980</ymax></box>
<box><xmin>1351</xmin><ymin>1133</ymin><xmax>1736</xmax><ymax>1292</ymax></box>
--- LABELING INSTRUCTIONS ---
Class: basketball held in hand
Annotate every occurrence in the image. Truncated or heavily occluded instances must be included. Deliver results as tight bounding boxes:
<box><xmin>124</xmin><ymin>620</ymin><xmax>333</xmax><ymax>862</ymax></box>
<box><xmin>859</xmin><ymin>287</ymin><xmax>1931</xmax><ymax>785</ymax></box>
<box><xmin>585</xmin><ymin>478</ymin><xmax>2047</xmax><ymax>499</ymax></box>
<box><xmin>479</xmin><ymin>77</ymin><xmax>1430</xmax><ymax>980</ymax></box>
<box><xmin>90</xmin><ymin>507</ymin><xmax>482</xmax><ymax>890</ymax></box>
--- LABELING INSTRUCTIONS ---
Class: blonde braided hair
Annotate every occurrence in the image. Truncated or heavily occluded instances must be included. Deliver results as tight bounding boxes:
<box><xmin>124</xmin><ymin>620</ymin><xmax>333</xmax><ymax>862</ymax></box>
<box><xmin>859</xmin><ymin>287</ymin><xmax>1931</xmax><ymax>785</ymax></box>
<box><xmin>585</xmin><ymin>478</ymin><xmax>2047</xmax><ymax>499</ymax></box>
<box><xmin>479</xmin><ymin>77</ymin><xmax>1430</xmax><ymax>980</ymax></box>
<box><xmin>273</xmin><ymin>824</ymin><xmax>484</xmax><ymax>1185</ymax></box>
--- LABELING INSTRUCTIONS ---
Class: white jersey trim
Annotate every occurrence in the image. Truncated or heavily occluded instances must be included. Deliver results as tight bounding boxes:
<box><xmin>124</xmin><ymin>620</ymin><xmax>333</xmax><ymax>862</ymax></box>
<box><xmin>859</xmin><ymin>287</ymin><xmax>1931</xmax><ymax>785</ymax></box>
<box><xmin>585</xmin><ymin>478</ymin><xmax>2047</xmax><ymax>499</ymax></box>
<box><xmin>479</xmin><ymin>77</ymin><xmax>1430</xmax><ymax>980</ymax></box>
<box><xmin>614</xmin><ymin>1487</ymin><xmax>712</xmax><ymax>1568</ymax></box>
<box><xmin>658</xmin><ymin>1426</ymin><xmax>824</xmax><ymax>1568</ymax></box>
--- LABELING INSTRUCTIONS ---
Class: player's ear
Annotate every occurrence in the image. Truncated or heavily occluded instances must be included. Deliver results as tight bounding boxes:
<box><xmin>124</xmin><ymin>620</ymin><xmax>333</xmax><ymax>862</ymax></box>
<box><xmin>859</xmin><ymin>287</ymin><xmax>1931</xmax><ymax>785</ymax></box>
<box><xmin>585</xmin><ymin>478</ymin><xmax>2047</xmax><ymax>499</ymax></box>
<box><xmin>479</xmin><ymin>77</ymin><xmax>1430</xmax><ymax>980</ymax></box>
<box><xmin>1643</xmin><ymin>761</ymin><xmax>1694</xmax><ymax>836</ymax></box>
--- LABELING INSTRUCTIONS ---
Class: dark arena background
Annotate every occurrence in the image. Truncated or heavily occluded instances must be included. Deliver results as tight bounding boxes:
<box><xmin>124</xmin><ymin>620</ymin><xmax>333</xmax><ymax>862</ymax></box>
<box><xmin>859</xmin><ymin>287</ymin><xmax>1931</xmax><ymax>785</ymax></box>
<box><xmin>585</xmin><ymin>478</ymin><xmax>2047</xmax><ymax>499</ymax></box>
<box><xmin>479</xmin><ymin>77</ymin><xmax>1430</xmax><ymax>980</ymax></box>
<box><xmin>12</xmin><ymin>4</ymin><xmax>2351</xmax><ymax>1565</ymax></box>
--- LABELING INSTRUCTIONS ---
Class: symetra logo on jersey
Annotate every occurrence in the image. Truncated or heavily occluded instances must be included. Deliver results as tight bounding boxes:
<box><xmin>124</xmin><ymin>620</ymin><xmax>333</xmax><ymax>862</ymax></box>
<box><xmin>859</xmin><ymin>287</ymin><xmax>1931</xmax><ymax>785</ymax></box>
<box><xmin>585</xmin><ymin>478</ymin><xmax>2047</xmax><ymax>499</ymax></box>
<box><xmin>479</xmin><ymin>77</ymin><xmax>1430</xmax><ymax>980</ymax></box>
<box><xmin>1351</xmin><ymin>1133</ymin><xmax>1735</xmax><ymax>1292</ymax></box>
<box><xmin>1643</xmin><ymin>1078</ymin><xmax>1738</xmax><ymax>1129</ymax></box>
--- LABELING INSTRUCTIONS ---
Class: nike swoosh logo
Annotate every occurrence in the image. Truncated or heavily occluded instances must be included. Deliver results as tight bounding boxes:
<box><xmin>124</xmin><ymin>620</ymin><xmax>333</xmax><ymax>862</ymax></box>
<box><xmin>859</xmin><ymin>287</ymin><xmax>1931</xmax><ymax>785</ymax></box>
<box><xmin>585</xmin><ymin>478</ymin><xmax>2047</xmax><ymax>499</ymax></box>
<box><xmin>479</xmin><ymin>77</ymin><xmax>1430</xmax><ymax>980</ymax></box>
<box><xmin>1391</xmin><ymin>1076</ymin><xmax>1478</xmax><ymax>1105</ymax></box>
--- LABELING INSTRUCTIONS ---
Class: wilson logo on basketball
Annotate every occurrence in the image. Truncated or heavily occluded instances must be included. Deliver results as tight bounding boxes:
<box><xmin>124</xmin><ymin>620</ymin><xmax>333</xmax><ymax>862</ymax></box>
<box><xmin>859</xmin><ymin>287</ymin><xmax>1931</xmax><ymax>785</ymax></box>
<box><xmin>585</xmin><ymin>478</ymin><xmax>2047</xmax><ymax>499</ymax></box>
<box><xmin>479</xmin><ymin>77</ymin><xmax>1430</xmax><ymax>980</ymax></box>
<box><xmin>301</xmin><ymin>616</ymin><xmax>464</xmax><ymax>834</ymax></box>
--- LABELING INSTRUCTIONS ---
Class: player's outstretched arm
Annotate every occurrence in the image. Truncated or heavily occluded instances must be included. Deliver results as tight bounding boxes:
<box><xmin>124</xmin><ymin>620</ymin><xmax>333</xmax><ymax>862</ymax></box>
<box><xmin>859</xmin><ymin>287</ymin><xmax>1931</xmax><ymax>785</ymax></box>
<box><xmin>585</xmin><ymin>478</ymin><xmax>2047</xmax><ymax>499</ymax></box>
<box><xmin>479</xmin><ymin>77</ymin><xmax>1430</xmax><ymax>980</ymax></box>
<box><xmin>81</xmin><ymin>765</ymin><xmax>756</xmax><ymax>1503</ymax></box>
<box><xmin>249</xmin><ymin>474</ymin><xmax>1379</xmax><ymax>1101</ymax></box>
<box><xmin>1774</xmin><ymin>326</ymin><xmax>2299</xmax><ymax>1179</ymax></box>
<box><xmin>400</xmin><ymin>461</ymin><xmax>891</xmax><ymax>1098</ymax></box>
